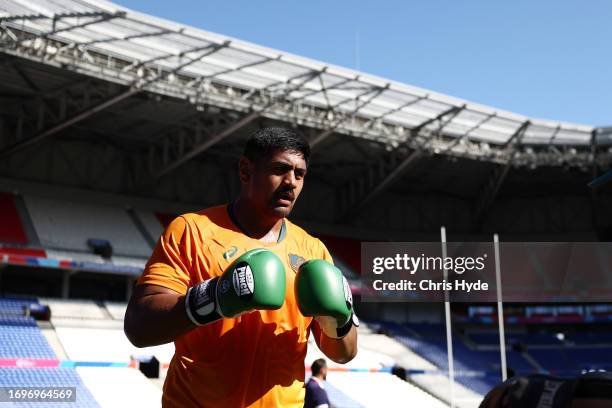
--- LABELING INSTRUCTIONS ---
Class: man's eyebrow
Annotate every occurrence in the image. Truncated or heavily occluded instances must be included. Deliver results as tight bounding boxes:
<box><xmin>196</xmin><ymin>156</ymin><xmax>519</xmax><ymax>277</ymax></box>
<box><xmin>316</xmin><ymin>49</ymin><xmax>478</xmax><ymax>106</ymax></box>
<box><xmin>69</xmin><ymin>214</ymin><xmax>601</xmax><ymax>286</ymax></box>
<box><xmin>270</xmin><ymin>160</ymin><xmax>307</xmax><ymax>171</ymax></box>
<box><xmin>270</xmin><ymin>160</ymin><xmax>292</xmax><ymax>166</ymax></box>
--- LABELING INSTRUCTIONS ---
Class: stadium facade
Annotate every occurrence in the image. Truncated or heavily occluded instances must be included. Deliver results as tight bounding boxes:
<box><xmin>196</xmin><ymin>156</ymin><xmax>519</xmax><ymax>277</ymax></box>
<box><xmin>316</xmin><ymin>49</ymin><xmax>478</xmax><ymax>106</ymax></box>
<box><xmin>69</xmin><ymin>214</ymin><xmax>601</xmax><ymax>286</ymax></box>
<box><xmin>0</xmin><ymin>0</ymin><xmax>610</xmax><ymax>240</ymax></box>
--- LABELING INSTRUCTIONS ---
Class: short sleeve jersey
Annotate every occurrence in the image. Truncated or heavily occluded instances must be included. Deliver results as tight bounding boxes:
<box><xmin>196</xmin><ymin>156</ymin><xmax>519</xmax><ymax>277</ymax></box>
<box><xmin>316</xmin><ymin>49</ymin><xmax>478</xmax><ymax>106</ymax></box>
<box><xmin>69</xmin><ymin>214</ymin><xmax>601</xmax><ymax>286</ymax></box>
<box><xmin>136</xmin><ymin>204</ymin><xmax>334</xmax><ymax>407</ymax></box>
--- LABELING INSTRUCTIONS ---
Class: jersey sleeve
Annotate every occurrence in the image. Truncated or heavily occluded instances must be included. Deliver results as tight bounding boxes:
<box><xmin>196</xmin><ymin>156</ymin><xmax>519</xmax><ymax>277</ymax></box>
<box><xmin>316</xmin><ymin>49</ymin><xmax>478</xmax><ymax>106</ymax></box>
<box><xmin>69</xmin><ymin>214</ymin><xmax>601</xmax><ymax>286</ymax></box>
<box><xmin>136</xmin><ymin>215</ymin><xmax>194</xmax><ymax>294</ymax></box>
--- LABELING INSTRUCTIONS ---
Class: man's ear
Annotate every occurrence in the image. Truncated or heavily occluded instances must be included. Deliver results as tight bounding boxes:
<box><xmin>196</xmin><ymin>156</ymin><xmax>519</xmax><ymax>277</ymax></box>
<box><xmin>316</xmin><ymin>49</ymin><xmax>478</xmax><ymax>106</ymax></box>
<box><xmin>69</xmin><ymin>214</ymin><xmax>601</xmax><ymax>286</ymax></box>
<box><xmin>238</xmin><ymin>156</ymin><xmax>251</xmax><ymax>184</ymax></box>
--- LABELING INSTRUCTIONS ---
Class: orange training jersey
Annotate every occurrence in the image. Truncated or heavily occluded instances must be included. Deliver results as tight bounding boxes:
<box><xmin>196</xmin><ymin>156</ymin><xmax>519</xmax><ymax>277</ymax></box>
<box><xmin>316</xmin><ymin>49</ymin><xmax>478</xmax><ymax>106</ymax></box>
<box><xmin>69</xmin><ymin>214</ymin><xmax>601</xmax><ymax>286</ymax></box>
<box><xmin>136</xmin><ymin>204</ymin><xmax>333</xmax><ymax>408</ymax></box>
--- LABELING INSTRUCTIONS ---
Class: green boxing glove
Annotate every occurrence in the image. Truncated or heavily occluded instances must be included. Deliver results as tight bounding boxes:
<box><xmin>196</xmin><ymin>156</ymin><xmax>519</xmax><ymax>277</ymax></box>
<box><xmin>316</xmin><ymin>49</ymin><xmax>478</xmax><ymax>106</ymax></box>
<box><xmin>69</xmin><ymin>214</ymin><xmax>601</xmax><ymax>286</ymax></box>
<box><xmin>295</xmin><ymin>259</ymin><xmax>359</xmax><ymax>338</ymax></box>
<box><xmin>185</xmin><ymin>248</ymin><xmax>286</xmax><ymax>326</ymax></box>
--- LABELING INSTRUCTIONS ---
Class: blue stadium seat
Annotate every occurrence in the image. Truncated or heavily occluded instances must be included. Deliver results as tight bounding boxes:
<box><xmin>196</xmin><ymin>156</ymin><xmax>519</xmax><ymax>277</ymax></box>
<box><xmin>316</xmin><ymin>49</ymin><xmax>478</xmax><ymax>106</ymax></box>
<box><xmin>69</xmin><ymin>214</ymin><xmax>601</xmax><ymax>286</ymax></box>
<box><xmin>0</xmin><ymin>297</ymin><xmax>55</xmax><ymax>359</ymax></box>
<box><xmin>0</xmin><ymin>322</ymin><xmax>56</xmax><ymax>359</ymax></box>
<box><xmin>565</xmin><ymin>347</ymin><xmax>612</xmax><ymax>371</ymax></box>
<box><xmin>0</xmin><ymin>297</ymin><xmax>38</xmax><ymax>316</ymax></box>
<box><xmin>567</xmin><ymin>331</ymin><xmax>612</xmax><ymax>344</ymax></box>
<box><xmin>365</xmin><ymin>320</ymin><xmax>597</xmax><ymax>396</ymax></box>
<box><xmin>527</xmin><ymin>349</ymin><xmax>575</xmax><ymax>372</ymax></box>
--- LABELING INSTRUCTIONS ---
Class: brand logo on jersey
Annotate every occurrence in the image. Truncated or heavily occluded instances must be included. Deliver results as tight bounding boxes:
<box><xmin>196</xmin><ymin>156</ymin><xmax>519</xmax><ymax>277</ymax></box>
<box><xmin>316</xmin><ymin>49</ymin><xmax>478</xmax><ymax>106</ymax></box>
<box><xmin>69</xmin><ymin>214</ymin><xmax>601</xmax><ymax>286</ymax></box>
<box><xmin>233</xmin><ymin>263</ymin><xmax>254</xmax><ymax>297</ymax></box>
<box><xmin>288</xmin><ymin>253</ymin><xmax>306</xmax><ymax>273</ymax></box>
<box><xmin>223</xmin><ymin>246</ymin><xmax>238</xmax><ymax>260</ymax></box>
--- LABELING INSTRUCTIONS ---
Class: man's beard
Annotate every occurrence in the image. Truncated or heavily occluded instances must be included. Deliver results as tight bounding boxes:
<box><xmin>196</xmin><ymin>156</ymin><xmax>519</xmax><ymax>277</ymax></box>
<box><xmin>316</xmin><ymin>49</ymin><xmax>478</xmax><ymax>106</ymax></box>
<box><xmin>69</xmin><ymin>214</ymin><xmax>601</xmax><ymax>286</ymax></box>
<box><xmin>266</xmin><ymin>203</ymin><xmax>292</xmax><ymax>218</ymax></box>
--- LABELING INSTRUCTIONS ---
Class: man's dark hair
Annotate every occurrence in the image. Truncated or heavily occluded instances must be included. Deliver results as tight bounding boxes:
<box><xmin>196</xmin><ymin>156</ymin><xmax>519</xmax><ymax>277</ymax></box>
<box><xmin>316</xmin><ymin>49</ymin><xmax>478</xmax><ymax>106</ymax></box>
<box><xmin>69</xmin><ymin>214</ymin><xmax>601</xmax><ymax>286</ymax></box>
<box><xmin>243</xmin><ymin>127</ymin><xmax>310</xmax><ymax>165</ymax></box>
<box><xmin>311</xmin><ymin>358</ymin><xmax>327</xmax><ymax>376</ymax></box>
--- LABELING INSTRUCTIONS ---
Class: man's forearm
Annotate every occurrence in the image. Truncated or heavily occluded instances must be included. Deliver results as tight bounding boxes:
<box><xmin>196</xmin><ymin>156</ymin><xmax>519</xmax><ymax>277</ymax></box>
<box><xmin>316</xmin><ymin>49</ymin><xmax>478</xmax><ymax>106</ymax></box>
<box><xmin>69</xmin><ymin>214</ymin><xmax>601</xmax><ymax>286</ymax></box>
<box><xmin>315</xmin><ymin>324</ymin><xmax>358</xmax><ymax>364</ymax></box>
<box><xmin>124</xmin><ymin>287</ymin><xmax>195</xmax><ymax>348</ymax></box>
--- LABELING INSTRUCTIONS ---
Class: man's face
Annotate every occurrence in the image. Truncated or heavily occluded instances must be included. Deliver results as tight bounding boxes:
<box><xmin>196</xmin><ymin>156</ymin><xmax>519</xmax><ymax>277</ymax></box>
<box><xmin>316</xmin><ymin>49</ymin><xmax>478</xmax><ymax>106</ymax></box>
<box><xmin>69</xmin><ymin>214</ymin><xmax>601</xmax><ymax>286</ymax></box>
<box><xmin>240</xmin><ymin>149</ymin><xmax>307</xmax><ymax>219</ymax></box>
<box><xmin>321</xmin><ymin>366</ymin><xmax>327</xmax><ymax>380</ymax></box>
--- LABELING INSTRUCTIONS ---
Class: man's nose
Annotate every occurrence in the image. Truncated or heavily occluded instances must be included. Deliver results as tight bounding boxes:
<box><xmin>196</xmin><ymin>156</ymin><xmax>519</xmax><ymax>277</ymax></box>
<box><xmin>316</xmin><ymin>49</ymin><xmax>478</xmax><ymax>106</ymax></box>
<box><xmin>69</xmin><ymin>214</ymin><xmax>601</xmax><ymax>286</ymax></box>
<box><xmin>283</xmin><ymin>171</ymin><xmax>297</xmax><ymax>187</ymax></box>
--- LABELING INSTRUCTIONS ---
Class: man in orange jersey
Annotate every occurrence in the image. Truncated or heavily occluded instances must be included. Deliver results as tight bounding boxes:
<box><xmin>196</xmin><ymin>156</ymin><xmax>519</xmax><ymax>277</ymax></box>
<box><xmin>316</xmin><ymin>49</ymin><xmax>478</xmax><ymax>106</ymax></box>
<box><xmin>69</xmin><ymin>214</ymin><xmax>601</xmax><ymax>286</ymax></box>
<box><xmin>125</xmin><ymin>127</ymin><xmax>358</xmax><ymax>407</ymax></box>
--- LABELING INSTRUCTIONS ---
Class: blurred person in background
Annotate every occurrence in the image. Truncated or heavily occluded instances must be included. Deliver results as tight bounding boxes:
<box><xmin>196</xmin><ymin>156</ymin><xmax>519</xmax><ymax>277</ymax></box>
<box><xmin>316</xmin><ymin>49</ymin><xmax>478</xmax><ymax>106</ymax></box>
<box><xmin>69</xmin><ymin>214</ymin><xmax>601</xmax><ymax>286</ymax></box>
<box><xmin>305</xmin><ymin>358</ymin><xmax>331</xmax><ymax>408</ymax></box>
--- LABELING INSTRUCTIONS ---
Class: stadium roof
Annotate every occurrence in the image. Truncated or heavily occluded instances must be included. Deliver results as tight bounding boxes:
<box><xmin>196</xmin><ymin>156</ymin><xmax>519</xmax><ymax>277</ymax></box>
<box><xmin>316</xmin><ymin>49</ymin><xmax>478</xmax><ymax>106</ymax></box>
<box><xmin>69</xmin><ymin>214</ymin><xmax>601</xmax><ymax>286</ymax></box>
<box><xmin>0</xmin><ymin>0</ymin><xmax>611</xmax><ymax>169</ymax></box>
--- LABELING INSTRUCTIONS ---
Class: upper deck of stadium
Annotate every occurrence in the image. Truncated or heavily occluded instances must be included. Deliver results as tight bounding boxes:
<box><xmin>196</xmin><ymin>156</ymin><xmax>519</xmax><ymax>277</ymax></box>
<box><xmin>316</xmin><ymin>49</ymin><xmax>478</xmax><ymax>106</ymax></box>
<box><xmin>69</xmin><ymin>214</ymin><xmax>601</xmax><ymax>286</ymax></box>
<box><xmin>1</xmin><ymin>0</ymin><xmax>610</xmax><ymax>170</ymax></box>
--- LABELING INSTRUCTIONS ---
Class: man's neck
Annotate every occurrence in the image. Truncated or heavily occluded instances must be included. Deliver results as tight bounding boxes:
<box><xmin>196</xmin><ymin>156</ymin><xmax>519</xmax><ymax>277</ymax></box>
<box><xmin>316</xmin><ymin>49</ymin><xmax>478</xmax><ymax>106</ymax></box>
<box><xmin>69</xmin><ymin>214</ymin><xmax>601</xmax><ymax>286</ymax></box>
<box><xmin>232</xmin><ymin>198</ymin><xmax>283</xmax><ymax>242</ymax></box>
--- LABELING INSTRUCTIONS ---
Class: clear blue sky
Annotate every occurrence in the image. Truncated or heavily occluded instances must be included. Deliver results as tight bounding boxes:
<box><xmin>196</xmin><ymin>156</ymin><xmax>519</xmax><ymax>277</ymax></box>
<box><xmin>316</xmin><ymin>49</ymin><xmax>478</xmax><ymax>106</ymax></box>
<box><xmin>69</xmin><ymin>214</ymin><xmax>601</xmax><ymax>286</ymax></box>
<box><xmin>115</xmin><ymin>0</ymin><xmax>610</xmax><ymax>126</ymax></box>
